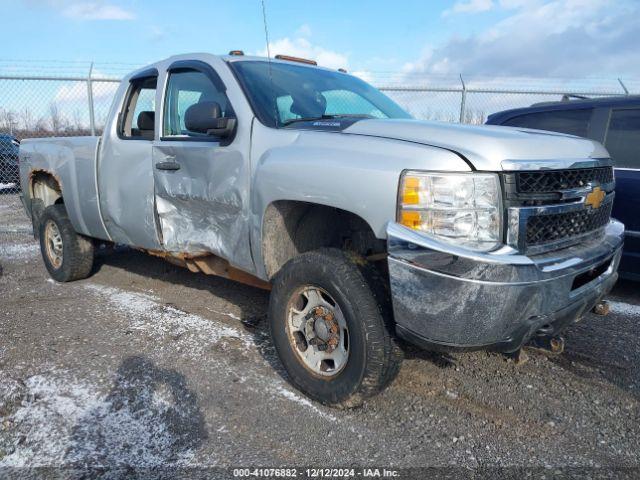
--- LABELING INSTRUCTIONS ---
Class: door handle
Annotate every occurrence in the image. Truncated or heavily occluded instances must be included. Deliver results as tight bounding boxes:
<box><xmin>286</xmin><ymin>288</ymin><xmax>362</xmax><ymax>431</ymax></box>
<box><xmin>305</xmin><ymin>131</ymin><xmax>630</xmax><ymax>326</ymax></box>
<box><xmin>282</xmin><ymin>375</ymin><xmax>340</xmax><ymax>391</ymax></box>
<box><xmin>156</xmin><ymin>161</ymin><xmax>181</xmax><ymax>171</ymax></box>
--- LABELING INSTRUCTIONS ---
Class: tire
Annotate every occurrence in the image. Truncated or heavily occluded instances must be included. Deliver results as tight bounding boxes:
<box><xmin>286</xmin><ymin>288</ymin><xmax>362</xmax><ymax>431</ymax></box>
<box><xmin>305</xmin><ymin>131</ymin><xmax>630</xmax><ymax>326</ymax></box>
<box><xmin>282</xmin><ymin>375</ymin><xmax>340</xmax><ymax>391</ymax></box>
<box><xmin>269</xmin><ymin>248</ymin><xmax>402</xmax><ymax>408</ymax></box>
<box><xmin>38</xmin><ymin>204</ymin><xmax>94</xmax><ymax>282</ymax></box>
<box><xmin>31</xmin><ymin>199</ymin><xmax>45</xmax><ymax>240</ymax></box>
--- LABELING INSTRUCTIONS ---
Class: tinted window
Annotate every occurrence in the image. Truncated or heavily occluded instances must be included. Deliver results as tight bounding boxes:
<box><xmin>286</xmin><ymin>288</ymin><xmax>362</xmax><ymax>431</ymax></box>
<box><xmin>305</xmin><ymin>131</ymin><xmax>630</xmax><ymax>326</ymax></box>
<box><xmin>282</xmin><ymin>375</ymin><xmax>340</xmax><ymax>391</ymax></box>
<box><xmin>163</xmin><ymin>69</ymin><xmax>232</xmax><ymax>137</ymax></box>
<box><xmin>120</xmin><ymin>76</ymin><xmax>157</xmax><ymax>139</ymax></box>
<box><xmin>605</xmin><ymin>108</ymin><xmax>640</xmax><ymax>169</ymax></box>
<box><xmin>230</xmin><ymin>61</ymin><xmax>411</xmax><ymax>127</ymax></box>
<box><xmin>503</xmin><ymin>109</ymin><xmax>592</xmax><ymax>137</ymax></box>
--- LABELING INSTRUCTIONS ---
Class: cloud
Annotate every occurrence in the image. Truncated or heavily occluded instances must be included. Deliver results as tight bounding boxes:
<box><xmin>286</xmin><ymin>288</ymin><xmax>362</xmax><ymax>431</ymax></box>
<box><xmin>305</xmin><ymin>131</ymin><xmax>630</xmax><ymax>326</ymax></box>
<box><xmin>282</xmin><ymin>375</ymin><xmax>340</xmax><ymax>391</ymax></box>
<box><xmin>295</xmin><ymin>24</ymin><xmax>312</xmax><ymax>37</ymax></box>
<box><xmin>62</xmin><ymin>2</ymin><xmax>134</xmax><ymax>20</ymax></box>
<box><xmin>24</xmin><ymin>1</ymin><xmax>135</xmax><ymax>20</ymax></box>
<box><xmin>257</xmin><ymin>36</ymin><xmax>348</xmax><ymax>70</ymax></box>
<box><xmin>443</xmin><ymin>0</ymin><xmax>494</xmax><ymax>16</ymax></box>
<box><xmin>407</xmin><ymin>0</ymin><xmax>640</xmax><ymax>77</ymax></box>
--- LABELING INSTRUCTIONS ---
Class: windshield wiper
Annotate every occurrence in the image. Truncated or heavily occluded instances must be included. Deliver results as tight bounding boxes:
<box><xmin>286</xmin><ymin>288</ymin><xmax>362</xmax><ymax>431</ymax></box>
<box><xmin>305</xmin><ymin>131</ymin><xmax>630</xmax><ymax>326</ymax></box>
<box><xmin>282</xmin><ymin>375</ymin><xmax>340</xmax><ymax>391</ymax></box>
<box><xmin>282</xmin><ymin>114</ymin><xmax>374</xmax><ymax>126</ymax></box>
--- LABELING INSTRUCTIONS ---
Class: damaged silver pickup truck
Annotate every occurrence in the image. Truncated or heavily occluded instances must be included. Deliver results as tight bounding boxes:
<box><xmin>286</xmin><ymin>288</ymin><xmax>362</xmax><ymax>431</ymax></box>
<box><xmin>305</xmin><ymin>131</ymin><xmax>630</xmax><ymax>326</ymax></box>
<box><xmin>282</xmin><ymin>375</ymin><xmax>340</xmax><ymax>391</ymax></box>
<box><xmin>19</xmin><ymin>52</ymin><xmax>624</xmax><ymax>407</ymax></box>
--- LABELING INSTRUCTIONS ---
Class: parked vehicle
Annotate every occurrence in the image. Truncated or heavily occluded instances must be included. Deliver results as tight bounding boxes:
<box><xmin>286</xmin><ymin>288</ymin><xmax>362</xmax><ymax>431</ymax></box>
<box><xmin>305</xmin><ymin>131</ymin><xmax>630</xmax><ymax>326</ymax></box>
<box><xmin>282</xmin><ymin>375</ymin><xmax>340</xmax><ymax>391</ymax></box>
<box><xmin>19</xmin><ymin>53</ymin><xmax>624</xmax><ymax>407</ymax></box>
<box><xmin>0</xmin><ymin>133</ymin><xmax>20</xmax><ymax>190</ymax></box>
<box><xmin>487</xmin><ymin>95</ymin><xmax>640</xmax><ymax>280</ymax></box>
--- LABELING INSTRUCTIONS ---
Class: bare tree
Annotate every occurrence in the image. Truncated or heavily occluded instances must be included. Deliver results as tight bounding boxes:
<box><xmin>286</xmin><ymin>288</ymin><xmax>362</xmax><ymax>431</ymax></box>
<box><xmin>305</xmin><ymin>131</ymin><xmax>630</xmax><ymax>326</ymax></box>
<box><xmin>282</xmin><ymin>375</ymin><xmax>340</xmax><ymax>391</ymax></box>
<box><xmin>19</xmin><ymin>107</ymin><xmax>35</xmax><ymax>132</ymax></box>
<box><xmin>72</xmin><ymin>109</ymin><xmax>84</xmax><ymax>131</ymax></box>
<box><xmin>49</xmin><ymin>103</ymin><xmax>67</xmax><ymax>133</ymax></box>
<box><xmin>0</xmin><ymin>108</ymin><xmax>18</xmax><ymax>134</ymax></box>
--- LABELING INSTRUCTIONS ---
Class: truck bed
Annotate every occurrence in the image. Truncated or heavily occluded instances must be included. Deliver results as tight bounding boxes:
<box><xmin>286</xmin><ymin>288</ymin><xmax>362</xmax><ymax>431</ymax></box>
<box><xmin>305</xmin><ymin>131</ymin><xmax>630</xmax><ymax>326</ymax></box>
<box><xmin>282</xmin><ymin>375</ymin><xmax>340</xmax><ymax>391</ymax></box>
<box><xmin>19</xmin><ymin>136</ymin><xmax>110</xmax><ymax>240</ymax></box>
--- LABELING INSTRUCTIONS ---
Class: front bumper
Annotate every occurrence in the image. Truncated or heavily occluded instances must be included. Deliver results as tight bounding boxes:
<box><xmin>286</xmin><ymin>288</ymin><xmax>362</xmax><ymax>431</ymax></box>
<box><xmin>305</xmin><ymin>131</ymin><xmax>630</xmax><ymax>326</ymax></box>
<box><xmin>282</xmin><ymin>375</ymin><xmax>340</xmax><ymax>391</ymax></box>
<box><xmin>387</xmin><ymin>220</ymin><xmax>624</xmax><ymax>352</ymax></box>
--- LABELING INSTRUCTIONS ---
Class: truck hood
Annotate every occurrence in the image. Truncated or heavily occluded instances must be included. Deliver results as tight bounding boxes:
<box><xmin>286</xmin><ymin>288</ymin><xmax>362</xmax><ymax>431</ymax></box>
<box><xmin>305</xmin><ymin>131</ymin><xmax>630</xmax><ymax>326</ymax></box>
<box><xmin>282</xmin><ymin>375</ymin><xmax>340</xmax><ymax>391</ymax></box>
<box><xmin>343</xmin><ymin>119</ymin><xmax>609</xmax><ymax>171</ymax></box>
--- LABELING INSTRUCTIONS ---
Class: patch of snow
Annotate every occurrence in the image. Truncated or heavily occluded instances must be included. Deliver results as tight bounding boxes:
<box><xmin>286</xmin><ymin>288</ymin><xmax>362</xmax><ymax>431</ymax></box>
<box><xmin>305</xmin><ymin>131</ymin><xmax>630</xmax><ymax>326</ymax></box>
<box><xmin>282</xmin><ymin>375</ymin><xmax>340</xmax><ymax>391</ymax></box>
<box><xmin>274</xmin><ymin>386</ymin><xmax>337</xmax><ymax>421</ymax></box>
<box><xmin>0</xmin><ymin>182</ymin><xmax>17</xmax><ymax>189</ymax></box>
<box><xmin>0</xmin><ymin>369</ymin><xmax>203</xmax><ymax>468</ymax></box>
<box><xmin>0</xmin><ymin>242</ymin><xmax>38</xmax><ymax>259</ymax></box>
<box><xmin>608</xmin><ymin>300</ymin><xmax>640</xmax><ymax>318</ymax></box>
<box><xmin>84</xmin><ymin>284</ymin><xmax>253</xmax><ymax>355</ymax></box>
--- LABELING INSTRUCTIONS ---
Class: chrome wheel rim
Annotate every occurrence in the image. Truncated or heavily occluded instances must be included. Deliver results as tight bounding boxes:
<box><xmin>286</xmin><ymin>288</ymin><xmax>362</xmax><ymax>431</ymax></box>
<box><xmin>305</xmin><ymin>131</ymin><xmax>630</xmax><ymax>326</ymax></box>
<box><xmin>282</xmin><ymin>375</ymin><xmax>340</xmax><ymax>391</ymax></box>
<box><xmin>44</xmin><ymin>220</ymin><xmax>63</xmax><ymax>269</ymax></box>
<box><xmin>286</xmin><ymin>286</ymin><xmax>350</xmax><ymax>377</ymax></box>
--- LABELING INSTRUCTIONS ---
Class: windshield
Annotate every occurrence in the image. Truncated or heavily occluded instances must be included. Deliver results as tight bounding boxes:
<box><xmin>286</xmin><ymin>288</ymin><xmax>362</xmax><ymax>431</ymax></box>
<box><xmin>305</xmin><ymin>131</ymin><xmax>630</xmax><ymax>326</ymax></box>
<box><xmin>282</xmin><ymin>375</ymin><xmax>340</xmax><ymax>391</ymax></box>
<box><xmin>229</xmin><ymin>60</ymin><xmax>412</xmax><ymax>128</ymax></box>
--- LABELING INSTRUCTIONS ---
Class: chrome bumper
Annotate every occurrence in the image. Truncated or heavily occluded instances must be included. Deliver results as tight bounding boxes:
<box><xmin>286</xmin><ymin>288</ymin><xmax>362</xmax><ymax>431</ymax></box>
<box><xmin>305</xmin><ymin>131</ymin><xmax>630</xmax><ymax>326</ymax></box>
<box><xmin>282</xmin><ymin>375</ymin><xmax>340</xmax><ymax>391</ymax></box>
<box><xmin>387</xmin><ymin>220</ymin><xmax>624</xmax><ymax>352</ymax></box>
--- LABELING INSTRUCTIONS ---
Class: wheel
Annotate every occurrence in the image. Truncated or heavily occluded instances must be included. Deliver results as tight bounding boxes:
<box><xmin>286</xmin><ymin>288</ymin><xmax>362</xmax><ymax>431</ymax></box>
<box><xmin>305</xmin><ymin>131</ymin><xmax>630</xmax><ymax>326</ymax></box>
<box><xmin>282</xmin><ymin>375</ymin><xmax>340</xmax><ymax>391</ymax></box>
<box><xmin>38</xmin><ymin>204</ymin><xmax>94</xmax><ymax>282</ymax></box>
<box><xmin>269</xmin><ymin>248</ymin><xmax>402</xmax><ymax>408</ymax></box>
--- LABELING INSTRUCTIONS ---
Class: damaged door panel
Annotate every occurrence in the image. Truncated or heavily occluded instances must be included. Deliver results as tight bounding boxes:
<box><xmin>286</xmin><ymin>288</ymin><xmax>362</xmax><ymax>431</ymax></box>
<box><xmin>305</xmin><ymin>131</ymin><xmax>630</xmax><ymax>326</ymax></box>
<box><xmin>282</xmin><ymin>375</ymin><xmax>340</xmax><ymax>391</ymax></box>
<box><xmin>152</xmin><ymin>62</ymin><xmax>253</xmax><ymax>272</ymax></box>
<box><xmin>152</xmin><ymin>142</ymin><xmax>252</xmax><ymax>270</ymax></box>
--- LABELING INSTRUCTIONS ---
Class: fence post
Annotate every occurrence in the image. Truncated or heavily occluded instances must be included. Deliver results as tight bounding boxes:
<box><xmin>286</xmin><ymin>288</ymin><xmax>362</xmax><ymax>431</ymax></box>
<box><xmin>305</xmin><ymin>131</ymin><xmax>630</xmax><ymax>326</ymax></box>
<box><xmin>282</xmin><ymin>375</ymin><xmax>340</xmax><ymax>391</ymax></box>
<box><xmin>459</xmin><ymin>74</ymin><xmax>467</xmax><ymax>123</ymax></box>
<box><xmin>618</xmin><ymin>78</ymin><xmax>629</xmax><ymax>96</ymax></box>
<box><xmin>87</xmin><ymin>62</ymin><xmax>96</xmax><ymax>136</ymax></box>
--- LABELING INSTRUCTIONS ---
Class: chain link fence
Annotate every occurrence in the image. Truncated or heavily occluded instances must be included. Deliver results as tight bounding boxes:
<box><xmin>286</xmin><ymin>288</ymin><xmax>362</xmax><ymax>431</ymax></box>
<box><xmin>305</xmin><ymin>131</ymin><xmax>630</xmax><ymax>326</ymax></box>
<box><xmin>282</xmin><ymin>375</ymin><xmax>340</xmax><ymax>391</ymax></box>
<box><xmin>0</xmin><ymin>66</ymin><xmax>638</xmax><ymax>201</ymax></box>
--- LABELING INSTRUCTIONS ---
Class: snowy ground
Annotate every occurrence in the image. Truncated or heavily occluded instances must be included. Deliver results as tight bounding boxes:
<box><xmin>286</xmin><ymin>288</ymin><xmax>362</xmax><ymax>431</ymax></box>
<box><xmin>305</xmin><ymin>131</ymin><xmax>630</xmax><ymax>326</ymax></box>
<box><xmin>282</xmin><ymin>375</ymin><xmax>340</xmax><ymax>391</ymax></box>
<box><xmin>1</xmin><ymin>193</ymin><xmax>639</xmax><ymax>477</ymax></box>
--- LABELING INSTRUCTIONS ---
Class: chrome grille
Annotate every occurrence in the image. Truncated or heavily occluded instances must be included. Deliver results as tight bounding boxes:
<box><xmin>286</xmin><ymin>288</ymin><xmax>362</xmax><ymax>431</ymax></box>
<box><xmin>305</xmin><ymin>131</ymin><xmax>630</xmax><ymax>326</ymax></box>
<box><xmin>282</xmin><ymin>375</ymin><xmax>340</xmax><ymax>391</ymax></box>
<box><xmin>525</xmin><ymin>200</ymin><xmax>613</xmax><ymax>246</ymax></box>
<box><xmin>503</xmin><ymin>163</ymin><xmax>615</xmax><ymax>253</ymax></box>
<box><xmin>515</xmin><ymin>167</ymin><xmax>613</xmax><ymax>193</ymax></box>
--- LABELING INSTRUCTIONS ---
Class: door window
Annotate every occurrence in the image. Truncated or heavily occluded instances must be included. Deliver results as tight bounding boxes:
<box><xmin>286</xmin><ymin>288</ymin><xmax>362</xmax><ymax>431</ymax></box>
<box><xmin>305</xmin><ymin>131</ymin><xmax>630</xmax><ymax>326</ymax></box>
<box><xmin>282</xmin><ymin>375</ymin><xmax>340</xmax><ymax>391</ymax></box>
<box><xmin>163</xmin><ymin>69</ymin><xmax>232</xmax><ymax>138</ymax></box>
<box><xmin>605</xmin><ymin>108</ymin><xmax>640</xmax><ymax>169</ymax></box>
<box><xmin>120</xmin><ymin>76</ymin><xmax>157</xmax><ymax>140</ymax></box>
<box><xmin>503</xmin><ymin>109</ymin><xmax>592</xmax><ymax>137</ymax></box>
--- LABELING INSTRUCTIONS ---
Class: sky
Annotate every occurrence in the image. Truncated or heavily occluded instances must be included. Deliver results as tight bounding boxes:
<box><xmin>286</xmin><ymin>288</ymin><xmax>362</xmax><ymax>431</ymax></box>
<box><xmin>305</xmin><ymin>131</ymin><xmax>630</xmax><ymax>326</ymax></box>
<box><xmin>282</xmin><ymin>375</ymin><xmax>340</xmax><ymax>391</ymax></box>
<box><xmin>5</xmin><ymin>0</ymin><xmax>640</xmax><ymax>79</ymax></box>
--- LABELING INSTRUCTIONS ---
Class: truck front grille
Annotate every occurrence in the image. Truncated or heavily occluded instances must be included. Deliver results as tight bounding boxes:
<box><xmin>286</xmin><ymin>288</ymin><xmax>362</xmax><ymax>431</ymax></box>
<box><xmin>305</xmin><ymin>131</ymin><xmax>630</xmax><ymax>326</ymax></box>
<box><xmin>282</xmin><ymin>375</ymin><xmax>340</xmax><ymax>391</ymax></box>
<box><xmin>525</xmin><ymin>199</ymin><xmax>613</xmax><ymax>246</ymax></box>
<box><xmin>503</xmin><ymin>164</ymin><xmax>615</xmax><ymax>253</ymax></box>
<box><xmin>515</xmin><ymin>167</ymin><xmax>613</xmax><ymax>193</ymax></box>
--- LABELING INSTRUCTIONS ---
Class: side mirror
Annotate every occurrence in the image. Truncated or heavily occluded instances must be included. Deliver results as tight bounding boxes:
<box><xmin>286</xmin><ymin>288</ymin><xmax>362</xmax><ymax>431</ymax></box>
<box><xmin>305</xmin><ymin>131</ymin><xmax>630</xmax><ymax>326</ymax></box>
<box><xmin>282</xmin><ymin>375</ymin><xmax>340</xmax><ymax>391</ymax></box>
<box><xmin>184</xmin><ymin>101</ymin><xmax>236</xmax><ymax>138</ymax></box>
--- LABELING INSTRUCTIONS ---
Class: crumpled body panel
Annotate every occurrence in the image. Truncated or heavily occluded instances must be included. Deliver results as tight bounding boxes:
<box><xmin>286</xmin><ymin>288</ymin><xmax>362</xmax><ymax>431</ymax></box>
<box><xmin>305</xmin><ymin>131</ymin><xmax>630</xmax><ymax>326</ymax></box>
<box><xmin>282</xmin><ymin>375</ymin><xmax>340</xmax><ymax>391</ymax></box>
<box><xmin>152</xmin><ymin>143</ymin><xmax>253</xmax><ymax>273</ymax></box>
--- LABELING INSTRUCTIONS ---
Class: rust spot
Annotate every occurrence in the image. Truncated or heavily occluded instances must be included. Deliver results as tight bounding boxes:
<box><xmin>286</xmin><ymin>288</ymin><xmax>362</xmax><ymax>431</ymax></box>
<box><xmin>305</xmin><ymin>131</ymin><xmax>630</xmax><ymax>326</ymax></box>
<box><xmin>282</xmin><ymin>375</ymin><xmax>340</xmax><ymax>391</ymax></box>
<box><xmin>29</xmin><ymin>168</ymin><xmax>63</xmax><ymax>198</ymax></box>
<box><xmin>143</xmin><ymin>249</ymin><xmax>272</xmax><ymax>291</ymax></box>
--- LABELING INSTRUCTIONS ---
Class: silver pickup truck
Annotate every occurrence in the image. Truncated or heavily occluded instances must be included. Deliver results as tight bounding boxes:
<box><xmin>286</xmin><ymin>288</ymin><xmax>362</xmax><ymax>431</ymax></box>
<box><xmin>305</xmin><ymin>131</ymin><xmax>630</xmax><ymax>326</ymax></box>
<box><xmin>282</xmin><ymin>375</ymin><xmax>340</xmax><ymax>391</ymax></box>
<box><xmin>19</xmin><ymin>52</ymin><xmax>624</xmax><ymax>407</ymax></box>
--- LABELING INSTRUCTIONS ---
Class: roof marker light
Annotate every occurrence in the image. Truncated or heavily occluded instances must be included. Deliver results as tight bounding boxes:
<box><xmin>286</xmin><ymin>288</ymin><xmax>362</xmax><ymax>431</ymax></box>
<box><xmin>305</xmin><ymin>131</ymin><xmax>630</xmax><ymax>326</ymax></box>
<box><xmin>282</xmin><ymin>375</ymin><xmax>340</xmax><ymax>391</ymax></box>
<box><xmin>274</xmin><ymin>54</ymin><xmax>317</xmax><ymax>65</ymax></box>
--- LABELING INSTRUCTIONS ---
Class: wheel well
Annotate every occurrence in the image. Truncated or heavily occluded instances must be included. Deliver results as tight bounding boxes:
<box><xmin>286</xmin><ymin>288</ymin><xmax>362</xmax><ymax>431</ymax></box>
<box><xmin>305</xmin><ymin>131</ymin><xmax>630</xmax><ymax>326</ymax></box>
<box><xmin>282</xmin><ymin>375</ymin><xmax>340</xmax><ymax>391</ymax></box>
<box><xmin>30</xmin><ymin>171</ymin><xmax>63</xmax><ymax>207</ymax></box>
<box><xmin>261</xmin><ymin>200</ymin><xmax>386</xmax><ymax>279</ymax></box>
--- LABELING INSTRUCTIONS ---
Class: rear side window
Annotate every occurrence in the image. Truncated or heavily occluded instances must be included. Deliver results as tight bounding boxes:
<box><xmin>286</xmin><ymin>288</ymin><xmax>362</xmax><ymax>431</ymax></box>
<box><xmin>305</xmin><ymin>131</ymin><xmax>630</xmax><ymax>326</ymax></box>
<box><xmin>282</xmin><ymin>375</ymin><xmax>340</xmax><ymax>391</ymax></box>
<box><xmin>605</xmin><ymin>108</ymin><xmax>640</xmax><ymax>169</ymax></box>
<box><xmin>502</xmin><ymin>109</ymin><xmax>592</xmax><ymax>137</ymax></box>
<box><xmin>120</xmin><ymin>76</ymin><xmax>157</xmax><ymax>140</ymax></box>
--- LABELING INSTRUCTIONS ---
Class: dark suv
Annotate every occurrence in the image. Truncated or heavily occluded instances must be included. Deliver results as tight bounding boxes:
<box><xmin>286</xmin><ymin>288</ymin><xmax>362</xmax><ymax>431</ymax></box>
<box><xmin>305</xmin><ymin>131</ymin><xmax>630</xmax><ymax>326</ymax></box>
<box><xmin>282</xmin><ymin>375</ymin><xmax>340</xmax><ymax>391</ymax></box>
<box><xmin>0</xmin><ymin>133</ymin><xmax>20</xmax><ymax>192</ymax></box>
<box><xmin>487</xmin><ymin>95</ymin><xmax>640</xmax><ymax>280</ymax></box>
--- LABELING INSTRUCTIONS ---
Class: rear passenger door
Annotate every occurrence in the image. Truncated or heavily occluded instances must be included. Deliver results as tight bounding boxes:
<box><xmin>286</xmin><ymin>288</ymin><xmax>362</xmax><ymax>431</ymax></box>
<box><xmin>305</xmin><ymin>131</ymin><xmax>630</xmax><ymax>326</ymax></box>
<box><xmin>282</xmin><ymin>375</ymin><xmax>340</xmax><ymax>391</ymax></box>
<box><xmin>605</xmin><ymin>107</ymin><xmax>640</xmax><ymax>273</ymax></box>
<box><xmin>99</xmin><ymin>71</ymin><xmax>162</xmax><ymax>249</ymax></box>
<box><xmin>152</xmin><ymin>61</ymin><xmax>253</xmax><ymax>270</ymax></box>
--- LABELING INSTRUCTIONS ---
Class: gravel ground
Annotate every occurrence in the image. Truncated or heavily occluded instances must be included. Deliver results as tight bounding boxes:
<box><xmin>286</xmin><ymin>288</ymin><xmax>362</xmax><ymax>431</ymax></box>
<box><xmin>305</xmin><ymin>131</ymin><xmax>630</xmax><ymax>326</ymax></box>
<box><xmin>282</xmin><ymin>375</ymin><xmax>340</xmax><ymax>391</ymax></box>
<box><xmin>1</xmin><ymin>193</ymin><xmax>639</xmax><ymax>477</ymax></box>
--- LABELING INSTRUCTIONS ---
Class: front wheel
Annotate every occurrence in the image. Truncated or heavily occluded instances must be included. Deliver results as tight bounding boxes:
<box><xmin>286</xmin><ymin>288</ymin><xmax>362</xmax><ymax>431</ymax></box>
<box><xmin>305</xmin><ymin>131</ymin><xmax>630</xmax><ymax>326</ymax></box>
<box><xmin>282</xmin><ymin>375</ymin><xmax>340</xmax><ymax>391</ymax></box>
<box><xmin>269</xmin><ymin>248</ymin><xmax>402</xmax><ymax>408</ymax></box>
<box><xmin>38</xmin><ymin>204</ymin><xmax>94</xmax><ymax>282</ymax></box>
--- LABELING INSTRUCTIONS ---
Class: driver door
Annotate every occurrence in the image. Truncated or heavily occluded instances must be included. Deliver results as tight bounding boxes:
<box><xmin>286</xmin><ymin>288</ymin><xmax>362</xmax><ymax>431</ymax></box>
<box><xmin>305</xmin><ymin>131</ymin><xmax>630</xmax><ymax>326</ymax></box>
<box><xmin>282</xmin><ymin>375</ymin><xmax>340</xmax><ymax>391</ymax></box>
<box><xmin>152</xmin><ymin>61</ymin><xmax>253</xmax><ymax>270</ymax></box>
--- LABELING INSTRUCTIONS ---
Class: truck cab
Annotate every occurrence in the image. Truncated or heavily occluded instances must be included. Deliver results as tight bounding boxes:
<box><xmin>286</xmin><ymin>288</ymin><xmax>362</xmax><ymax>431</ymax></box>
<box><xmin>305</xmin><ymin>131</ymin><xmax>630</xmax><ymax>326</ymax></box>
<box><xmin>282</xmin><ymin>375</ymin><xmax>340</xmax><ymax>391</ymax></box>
<box><xmin>19</xmin><ymin>53</ymin><xmax>624</xmax><ymax>407</ymax></box>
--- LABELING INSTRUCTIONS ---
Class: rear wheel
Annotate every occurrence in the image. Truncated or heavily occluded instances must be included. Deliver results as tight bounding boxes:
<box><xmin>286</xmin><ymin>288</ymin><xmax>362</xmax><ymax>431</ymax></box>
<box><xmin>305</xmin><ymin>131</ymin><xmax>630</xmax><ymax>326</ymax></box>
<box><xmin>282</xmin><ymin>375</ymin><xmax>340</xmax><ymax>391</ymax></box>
<box><xmin>269</xmin><ymin>248</ymin><xmax>402</xmax><ymax>408</ymax></box>
<box><xmin>38</xmin><ymin>204</ymin><xmax>94</xmax><ymax>282</ymax></box>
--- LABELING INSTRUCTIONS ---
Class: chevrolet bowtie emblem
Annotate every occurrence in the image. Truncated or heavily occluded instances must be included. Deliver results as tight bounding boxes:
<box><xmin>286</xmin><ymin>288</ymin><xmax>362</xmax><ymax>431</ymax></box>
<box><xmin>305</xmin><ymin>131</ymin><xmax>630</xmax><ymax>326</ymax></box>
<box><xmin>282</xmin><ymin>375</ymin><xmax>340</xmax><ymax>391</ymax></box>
<box><xmin>585</xmin><ymin>186</ymin><xmax>605</xmax><ymax>209</ymax></box>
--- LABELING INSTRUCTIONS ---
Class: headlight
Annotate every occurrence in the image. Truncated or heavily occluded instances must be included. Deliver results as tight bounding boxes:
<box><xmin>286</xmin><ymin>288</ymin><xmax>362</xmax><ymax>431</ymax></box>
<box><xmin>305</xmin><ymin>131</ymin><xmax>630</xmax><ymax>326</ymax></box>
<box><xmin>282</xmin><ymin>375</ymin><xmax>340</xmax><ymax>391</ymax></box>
<box><xmin>397</xmin><ymin>171</ymin><xmax>502</xmax><ymax>251</ymax></box>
